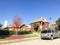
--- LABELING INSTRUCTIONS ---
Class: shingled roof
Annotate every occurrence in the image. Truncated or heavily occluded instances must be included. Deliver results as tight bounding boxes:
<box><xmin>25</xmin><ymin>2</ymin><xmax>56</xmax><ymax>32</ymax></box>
<box><xmin>31</xmin><ymin>17</ymin><xmax>48</xmax><ymax>24</ymax></box>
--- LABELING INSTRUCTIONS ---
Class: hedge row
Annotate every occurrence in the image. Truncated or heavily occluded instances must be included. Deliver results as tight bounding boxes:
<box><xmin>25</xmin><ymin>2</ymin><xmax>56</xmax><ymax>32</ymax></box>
<box><xmin>18</xmin><ymin>31</ymin><xmax>32</xmax><ymax>35</ymax></box>
<box><xmin>0</xmin><ymin>30</ymin><xmax>10</xmax><ymax>38</ymax></box>
<box><xmin>0</xmin><ymin>30</ymin><xmax>32</xmax><ymax>38</ymax></box>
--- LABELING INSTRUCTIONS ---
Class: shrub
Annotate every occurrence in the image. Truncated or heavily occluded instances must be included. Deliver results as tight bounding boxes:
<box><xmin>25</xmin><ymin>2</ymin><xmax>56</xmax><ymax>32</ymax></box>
<box><xmin>9</xmin><ymin>31</ymin><xmax>14</xmax><ymax>35</ymax></box>
<box><xmin>18</xmin><ymin>31</ymin><xmax>32</xmax><ymax>35</ymax></box>
<box><xmin>34</xmin><ymin>24</ymin><xmax>38</xmax><ymax>31</ymax></box>
<box><xmin>0</xmin><ymin>29</ymin><xmax>10</xmax><ymax>38</ymax></box>
<box><xmin>37</xmin><ymin>30</ymin><xmax>42</xmax><ymax>32</ymax></box>
<box><xmin>0</xmin><ymin>29</ymin><xmax>15</xmax><ymax>38</ymax></box>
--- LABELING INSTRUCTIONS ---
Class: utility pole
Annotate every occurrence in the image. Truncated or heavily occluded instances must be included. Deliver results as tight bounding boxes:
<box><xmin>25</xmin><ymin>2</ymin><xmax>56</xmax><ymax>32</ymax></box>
<box><xmin>49</xmin><ymin>17</ymin><xmax>52</xmax><ymax>29</ymax></box>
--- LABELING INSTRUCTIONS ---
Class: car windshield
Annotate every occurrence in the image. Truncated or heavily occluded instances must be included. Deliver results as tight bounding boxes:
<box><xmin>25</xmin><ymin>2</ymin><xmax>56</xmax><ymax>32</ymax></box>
<box><xmin>41</xmin><ymin>30</ymin><xmax>47</xmax><ymax>33</ymax></box>
<box><xmin>47</xmin><ymin>30</ymin><xmax>51</xmax><ymax>33</ymax></box>
<box><xmin>41</xmin><ymin>30</ymin><xmax>52</xmax><ymax>33</ymax></box>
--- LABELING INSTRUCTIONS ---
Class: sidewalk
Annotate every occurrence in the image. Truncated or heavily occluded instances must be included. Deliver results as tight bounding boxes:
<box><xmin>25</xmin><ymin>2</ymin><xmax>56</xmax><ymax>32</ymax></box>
<box><xmin>0</xmin><ymin>37</ymin><xmax>40</xmax><ymax>44</ymax></box>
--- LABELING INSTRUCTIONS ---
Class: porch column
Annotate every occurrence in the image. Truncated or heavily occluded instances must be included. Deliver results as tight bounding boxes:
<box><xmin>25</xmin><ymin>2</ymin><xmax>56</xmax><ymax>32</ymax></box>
<box><xmin>40</xmin><ymin>21</ymin><xmax>43</xmax><ymax>30</ymax></box>
<box><xmin>38</xmin><ymin>22</ymin><xmax>40</xmax><ymax>30</ymax></box>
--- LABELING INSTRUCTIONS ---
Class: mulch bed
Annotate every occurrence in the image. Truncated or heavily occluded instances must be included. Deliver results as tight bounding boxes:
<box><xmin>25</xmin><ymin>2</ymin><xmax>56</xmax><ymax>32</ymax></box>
<box><xmin>5</xmin><ymin>35</ymin><xmax>25</xmax><ymax>40</ymax></box>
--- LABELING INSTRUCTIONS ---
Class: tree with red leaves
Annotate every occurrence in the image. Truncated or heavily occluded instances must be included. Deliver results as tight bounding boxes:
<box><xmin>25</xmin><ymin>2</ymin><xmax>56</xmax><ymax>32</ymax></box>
<box><xmin>12</xmin><ymin>15</ymin><xmax>23</xmax><ymax>35</ymax></box>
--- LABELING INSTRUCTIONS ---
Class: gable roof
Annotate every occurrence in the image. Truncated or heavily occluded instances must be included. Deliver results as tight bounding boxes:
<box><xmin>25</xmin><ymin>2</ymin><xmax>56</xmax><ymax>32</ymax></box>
<box><xmin>31</xmin><ymin>17</ymin><xmax>48</xmax><ymax>24</ymax></box>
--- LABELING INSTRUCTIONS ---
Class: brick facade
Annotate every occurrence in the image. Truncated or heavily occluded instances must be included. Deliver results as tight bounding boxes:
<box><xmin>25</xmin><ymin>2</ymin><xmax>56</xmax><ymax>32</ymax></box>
<box><xmin>30</xmin><ymin>22</ymin><xmax>49</xmax><ymax>32</ymax></box>
<box><xmin>30</xmin><ymin>17</ymin><xmax>49</xmax><ymax>32</ymax></box>
<box><xmin>20</xmin><ymin>24</ymin><xmax>31</xmax><ymax>31</ymax></box>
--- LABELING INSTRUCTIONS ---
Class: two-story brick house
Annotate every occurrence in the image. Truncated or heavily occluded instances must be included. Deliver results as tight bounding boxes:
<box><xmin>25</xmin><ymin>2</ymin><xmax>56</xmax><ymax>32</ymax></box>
<box><xmin>30</xmin><ymin>17</ymin><xmax>49</xmax><ymax>32</ymax></box>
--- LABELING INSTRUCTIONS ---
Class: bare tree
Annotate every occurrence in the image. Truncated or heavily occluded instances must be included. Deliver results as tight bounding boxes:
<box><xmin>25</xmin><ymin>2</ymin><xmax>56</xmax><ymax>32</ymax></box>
<box><xmin>12</xmin><ymin>15</ymin><xmax>23</xmax><ymax>35</ymax></box>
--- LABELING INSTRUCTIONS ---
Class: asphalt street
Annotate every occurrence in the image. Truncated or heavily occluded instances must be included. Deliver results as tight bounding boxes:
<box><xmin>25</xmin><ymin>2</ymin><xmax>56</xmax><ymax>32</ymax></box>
<box><xmin>1</xmin><ymin>38</ymin><xmax>60</xmax><ymax>45</ymax></box>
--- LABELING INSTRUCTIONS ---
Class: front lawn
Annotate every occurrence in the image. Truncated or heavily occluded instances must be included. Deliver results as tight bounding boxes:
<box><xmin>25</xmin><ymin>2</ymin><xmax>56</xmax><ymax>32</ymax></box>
<box><xmin>24</xmin><ymin>32</ymin><xmax>40</xmax><ymax>38</ymax></box>
<box><xmin>0</xmin><ymin>29</ymin><xmax>41</xmax><ymax>40</ymax></box>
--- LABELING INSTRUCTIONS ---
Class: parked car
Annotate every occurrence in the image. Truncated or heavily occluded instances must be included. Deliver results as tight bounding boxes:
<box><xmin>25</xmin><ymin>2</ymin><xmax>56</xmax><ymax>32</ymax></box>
<box><xmin>41</xmin><ymin>30</ymin><xmax>60</xmax><ymax>40</ymax></box>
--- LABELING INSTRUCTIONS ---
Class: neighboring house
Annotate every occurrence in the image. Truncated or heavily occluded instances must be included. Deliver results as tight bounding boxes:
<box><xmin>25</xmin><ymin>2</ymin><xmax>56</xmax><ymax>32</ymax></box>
<box><xmin>4</xmin><ymin>17</ymin><xmax>51</xmax><ymax>32</ymax></box>
<box><xmin>5</xmin><ymin>24</ymin><xmax>31</xmax><ymax>31</ymax></box>
<box><xmin>4</xmin><ymin>24</ymin><xmax>14</xmax><ymax>30</ymax></box>
<box><xmin>20</xmin><ymin>24</ymin><xmax>31</xmax><ymax>31</ymax></box>
<box><xmin>50</xmin><ymin>23</ymin><xmax>58</xmax><ymax>30</ymax></box>
<box><xmin>30</xmin><ymin>17</ymin><xmax>49</xmax><ymax>32</ymax></box>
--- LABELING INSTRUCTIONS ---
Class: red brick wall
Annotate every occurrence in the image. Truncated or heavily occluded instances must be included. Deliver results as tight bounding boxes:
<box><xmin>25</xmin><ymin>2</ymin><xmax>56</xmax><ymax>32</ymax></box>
<box><xmin>30</xmin><ymin>22</ymin><xmax>49</xmax><ymax>32</ymax></box>
<box><xmin>31</xmin><ymin>24</ymin><xmax>35</xmax><ymax>32</ymax></box>
<box><xmin>20</xmin><ymin>26</ymin><xmax>31</xmax><ymax>31</ymax></box>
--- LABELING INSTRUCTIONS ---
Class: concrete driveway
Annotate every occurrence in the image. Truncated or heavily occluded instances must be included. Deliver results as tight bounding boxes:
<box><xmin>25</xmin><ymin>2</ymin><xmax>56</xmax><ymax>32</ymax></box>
<box><xmin>1</xmin><ymin>38</ymin><xmax>60</xmax><ymax>45</ymax></box>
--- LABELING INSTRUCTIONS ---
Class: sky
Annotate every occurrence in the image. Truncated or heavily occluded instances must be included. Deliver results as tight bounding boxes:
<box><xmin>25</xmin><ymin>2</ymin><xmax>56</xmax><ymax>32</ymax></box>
<box><xmin>0</xmin><ymin>0</ymin><xmax>60</xmax><ymax>25</ymax></box>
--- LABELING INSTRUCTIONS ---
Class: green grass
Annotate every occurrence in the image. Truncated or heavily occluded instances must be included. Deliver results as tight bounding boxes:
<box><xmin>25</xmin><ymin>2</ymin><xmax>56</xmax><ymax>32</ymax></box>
<box><xmin>24</xmin><ymin>32</ymin><xmax>40</xmax><ymax>38</ymax></box>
